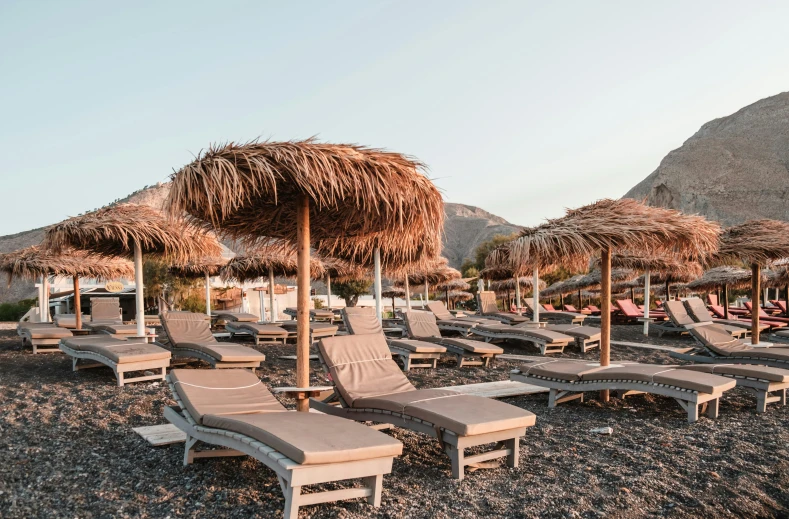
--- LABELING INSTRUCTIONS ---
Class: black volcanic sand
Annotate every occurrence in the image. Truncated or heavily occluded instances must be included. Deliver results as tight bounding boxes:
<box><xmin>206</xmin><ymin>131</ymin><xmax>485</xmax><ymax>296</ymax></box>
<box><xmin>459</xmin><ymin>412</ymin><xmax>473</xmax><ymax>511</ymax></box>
<box><xmin>1</xmin><ymin>323</ymin><xmax>788</xmax><ymax>518</ymax></box>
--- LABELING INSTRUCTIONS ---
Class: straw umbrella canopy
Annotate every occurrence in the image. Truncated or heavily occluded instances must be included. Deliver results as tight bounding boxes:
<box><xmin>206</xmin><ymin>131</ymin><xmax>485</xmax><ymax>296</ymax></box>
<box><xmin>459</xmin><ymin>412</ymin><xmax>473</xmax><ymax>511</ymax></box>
<box><xmin>166</xmin><ymin>139</ymin><xmax>443</xmax><ymax>412</ymax></box>
<box><xmin>447</xmin><ymin>290</ymin><xmax>473</xmax><ymax>302</ymax></box>
<box><xmin>0</xmin><ymin>246</ymin><xmax>135</xmax><ymax>329</ymax></box>
<box><xmin>394</xmin><ymin>258</ymin><xmax>458</xmax><ymax>309</ymax></box>
<box><xmin>168</xmin><ymin>253</ymin><xmax>231</xmax><ymax>317</ymax></box>
<box><xmin>435</xmin><ymin>276</ymin><xmax>469</xmax><ymax>309</ymax></box>
<box><xmin>483</xmin><ymin>243</ymin><xmax>545</xmax><ymax>316</ymax></box>
<box><xmin>710</xmin><ymin>220</ymin><xmax>789</xmax><ymax>344</ymax></box>
<box><xmin>380</xmin><ymin>286</ymin><xmax>404</xmax><ymax>314</ymax></box>
<box><xmin>509</xmin><ymin>198</ymin><xmax>720</xmax><ymax>400</ymax></box>
<box><xmin>44</xmin><ymin>203</ymin><xmax>222</xmax><ymax>336</ymax></box>
<box><xmin>321</xmin><ymin>257</ymin><xmax>369</xmax><ymax>309</ymax></box>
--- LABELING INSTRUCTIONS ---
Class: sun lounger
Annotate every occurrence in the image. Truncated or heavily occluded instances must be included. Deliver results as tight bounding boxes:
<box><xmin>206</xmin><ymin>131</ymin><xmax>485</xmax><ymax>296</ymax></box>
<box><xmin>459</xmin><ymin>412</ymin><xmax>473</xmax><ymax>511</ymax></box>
<box><xmin>219</xmin><ymin>312</ymin><xmax>291</xmax><ymax>345</ymax></box>
<box><xmin>585</xmin><ymin>305</ymin><xmax>602</xmax><ymax>316</ymax></box>
<box><xmin>658</xmin><ymin>300</ymin><xmax>748</xmax><ymax>339</ymax></box>
<box><xmin>676</xmin><ymin>364</ymin><xmax>789</xmax><ymax>413</ymax></box>
<box><xmin>424</xmin><ymin>301</ymin><xmax>498</xmax><ymax>336</ymax></box>
<box><xmin>312</xmin><ymin>334</ymin><xmax>535</xmax><ymax>479</ymax></box>
<box><xmin>17</xmin><ymin>322</ymin><xmax>73</xmax><ymax>354</ymax></box>
<box><xmin>469</xmin><ymin>321</ymin><xmax>573</xmax><ymax>355</ymax></box>
<box><xmin>510</xmin><ymin>359</ymin><xmax>736</xmax><ymax>423</ymax></box>
<box><xmin>544</xmin><ymin>324</ymin><xmax>601</xmax><ymax>352</ymax></box>
<box><xmin>743</xmin><ymin>302</ymin><xmax>789</xmax><ymax>329</ymax></box>
<box><xmin>164</xmin><ymin>369</ymin><xmax>402</xmax><ymax>519</ymax></box>
<box><xmin>52</xmin><ymin>313</ymin><xmax>88</xmax><ymax>329</ymax></box>
<box><xmin>614</xmin><ymin>299</ymin><xmax>667</xmax><ymax>324</ymax></box>
<box><xmin>478</xmin><ymin>291</ymin><xmax>530</xmax><ymax>324</ymax></box>
<box><xmin>84</xmin><ymin>297</ymin><xmax>139</xmax><ymax>335</ymax></box>
<box><xmin>343</xmin><ymin>307</ymin><xmax>445</xmax><ymax>370</ymax></box>
<box><xmin>59</xmin><ymin>335</ymin><xmax>170</xmax><ymax>386</ymax></box>
<box><xmin>522</xmin><ymin>300</ymin><xmax>587</xmax><ymax>325</ymax></box>
<box><xmin>774</xmin><ymin>301</ymin><xmax>788</xmax><ymax>316</ymax></box>
<box><xmin>284</xmin><ymin>301</ymin><xmax>335</xmax><ymax>322</ymax></box>
<box><xmin>672</xmin><ymin>322</ymin><xmax>789</xmax><ymax>370</ymax></box>
<box><xmin>277</xmin><ymin>320</ymin><xmax>338</xmax><ymax>341</ymax></box>
<box><xmin>403</xmin><ymin>310</ymin><xmax>504</xmax><ymax>367</ymax></box>
<box><xmin>160</xmin><ymin>311</ymin><xmax>266</xmax><ymax>369</ymax></box>
<box><xmin>686</xmin><ymin>298</ymin><xmax>769</xmax><ymax>333</ymax></box>
<box><xmin>563</xmin><ymin>304</ymin><xmax>592</xmax><ymax>315</ymax></box>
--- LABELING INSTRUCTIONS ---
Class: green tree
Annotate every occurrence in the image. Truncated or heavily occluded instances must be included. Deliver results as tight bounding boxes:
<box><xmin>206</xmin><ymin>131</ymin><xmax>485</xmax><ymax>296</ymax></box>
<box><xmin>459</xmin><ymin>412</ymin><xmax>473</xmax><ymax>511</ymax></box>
<box><xmin>332</xmin><ymin>279</ymin><xmax>373</xmax><ymax>307</ymax></box>
<box><xmin>460</xmin><ymin>259</ymin><xmax>479</xmax><ymax>278</ymax></box>
<box><xmin>143</xmin><ymin>259</ymin><xmax>202</xmax><ymax>309</ymax></box>
<box><xmin>472</xmin><ymin>233</ymin><xmax>519</xmax><ymax>271</ymax></box>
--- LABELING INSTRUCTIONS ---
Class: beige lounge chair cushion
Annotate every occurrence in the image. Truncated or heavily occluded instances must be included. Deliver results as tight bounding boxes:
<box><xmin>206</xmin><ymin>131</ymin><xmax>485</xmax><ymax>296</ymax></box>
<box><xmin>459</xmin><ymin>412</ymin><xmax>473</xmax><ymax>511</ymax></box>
<box><xmin>178</xmin><ymin>342</ymin><xmax>265</xmax><ymax>362</ymax></box>
<box><xmin>679</xmin><ymin>364</ymin><xmax>789</xmax><ymax>383</ymax></box>
<box><xmin>86</xmin><ymin>322</ymin><xmax>138</xmax><ymax>335</ymax></box>
<box><xmin>62</xmin><ymin>336</ymin><xmax>170</xmax><ymax>364</ymax></box>
<box><xmin>545</xmin><ymin>324</ymin><xmax>601</xmax><ymax>341</ymax></box>
<box><xmin>21</xmin><ymin>326</ymin><xmax>73</xmax><ymax>339</ymax></box>
<box><xmin>318</xmin><ymin>334</ymin><xmax>415</xmax><ymax>406</ymax></box>
<box><xmin>663</xmin><ymin>301</ymin><xmax>696</xmax><ymax>326</ymax></box>
<box><xmin>161</xmin><ymin>311</ymin><xmax>217</xmax><ymax>345</ymax></box>
<box><xmin>404</xmin><ymin>310</ymin><xmax>443</xmax><ymax>339</ymax></box>
<box><xmin>230</xmin><ymin>322</ymin><xmax>290</xmax><ymax>338</ymax></box>
<box><xmin>53</xmin><ymin>314</ymin><xmax>88</xmax><ymax>329</ymax></box>
<box><xmin>311</xmin><ymin>309</ymin><xmax>335</xmax><ymax>319</ymax></box>
<box><xmin>278</xmin><ymin>321</ymin><xmax>338</xmax><ymax>337</ymax></box>
<box><xmin>582</xmin><ymin>366</ymin><xmax>736</xmax><ymax>394</ymax></box>
<box><xmin>522</xmin><ymin>360</ymin><xmax>610</xmax><ymax>381</ymax></box>
<box><xmin>684</xmin><ymin>298</ymin><xmax>715</xmax><ymax>323</ymax></box>
<box><xmin>343</xmin><ymin>307</ymin><xmax>382</xmax><ymax>335</ymax></box>
<box><xmin>436</xmin><ymin>319</ymin><xmax>477</xmax><ymax>329</ymax></box>
<box><xmin>91</xmin><ymin>297</ymin><xmax>122</xmax><ymax>321</ymax></box>
<box><xmin>509</xmin><ymin>325</ymin><xmax>573</xmax><ymax>344</ymax></box>
<box><xmin>354</xmin><ymin>389</ymin><xmax>536</xmax><ymax>436</ymax></box>
<box><xmin>216</xmin><ymin>312</ymin><xmax>259</xmax><ymax>322</ymax></box>
<box><xmin>170</xmin><ymin>369</ymin><xmax>285</xmax><ymax>422</ymax></box>
<box><xmin>388</xmin><ymin>339</ymin><xmax>446</xmax><ymax>353</ymax></box>
<box><xmin>439</xmin><ymin>337</ymin><xmax>503</xmax><ymax>355</ymax></box>
<box><xmin>203</xmin><ymin>412</ymin><xmax>402</xmax><ymax>465</ymax></box>
<box><xmin>689</xmin><ymin>325</ymin><xmax>759</xmax><ymax>357</ymax></box>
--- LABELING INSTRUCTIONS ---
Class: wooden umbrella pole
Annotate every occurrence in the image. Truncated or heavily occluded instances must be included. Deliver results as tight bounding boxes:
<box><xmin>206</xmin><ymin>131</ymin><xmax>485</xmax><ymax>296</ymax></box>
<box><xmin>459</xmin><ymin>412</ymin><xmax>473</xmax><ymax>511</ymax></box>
<box><xmin>751</xmin><ymin>263</ymin><xmax>760</xmax><ymax>345</ymax></box>
<box><xmin>723</xmin><ymin>284</ymin><xmax>730</xmax><ymax>319</ymax></box>
<box><xmin>326</xmin><ymin>274</ymin><xmax>332</xmax><ymax>309</ymax></box>
<box><xmin>73</xmin><ymin>276</ymin><xmax>82</xmax><ymax>330</ymax></box>
<box><xmin>205</xmin><ymin>272</ymin><xmax>212</xmax><ymax>317</ymax></box>
<box><xmin>642</xmin><ymin>267</ymin><xmax>651</xmax><ymax>336</ymax></box>
<box><xmin>258</xmin><ymin>289</ymin><xmax>266</xmax><ymax>323</ymax></box>
<box><xmin>295</xmin><ymin>196</ymin><xmax>311</xmax><ymax>412</ymax></box>
<box><xmin>133</xmin><ymin>241</ymin><xmax>146</xmax><ymax>338</ymax></box>
<box><xmin>514</xmin><ymin>276</ymin><xmax>522</xmax><ymax>315</ymax></box>
<box><xmin>665</xmin><ymin>279</ymin><xmax>671</xmax><ymax>301</ymax></box>
<box><xmin>532</xmin><ymin>268</ymin><xmax>540</xmax><ymax>323</ymax></box>
<box><xmin>404</xmin><ymin>277</ymin><xmax>411</xmax><ymax>312</ymax></box>
<box><xmin>785</xmin><ymin>283</ymin><xmax>789</xmax><ymax>317</ymax></box>
<box><xmin>373</xmin><ymin>247</ymin><xmax>382</xmax><ymax>323</ymax></box>
<box><xmin>600</xmin><ymin>246</ymin><xmax>612</xmax><ymax>402</ymax></box>
<box><xmin>559</xmin><ymin>293</ymin><xmax>564</xmax><ymax>309</ymax></box>
<box><xmin>578</xmin><ymin>290</ymin><xmax>582</xmax><ymax>309</ymax></box>
<box><xmin>424</xmin><ymin>282</ymin><xmax>429</xmax><ymax>308</ymax></box>
<box><xmin>269</xmin><ymin>268</ymin><xmax>276</xmax><ymax>323</ymax></box>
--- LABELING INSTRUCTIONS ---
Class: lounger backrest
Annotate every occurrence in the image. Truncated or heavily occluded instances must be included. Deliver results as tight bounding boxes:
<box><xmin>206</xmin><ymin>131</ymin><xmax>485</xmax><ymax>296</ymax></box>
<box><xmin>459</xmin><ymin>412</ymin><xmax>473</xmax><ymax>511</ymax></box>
<box><xmin>687</xmin><ymin>324</ymin><xmax>751</xmax><ymax>357</ymax></box>
<box><xmin>744</xmin><ymin>302</ymin><xmax>769</xmax><ymax>317</ymax></box>
<box><xmin>707</xmin><ymin>294</ymin><xmax>718</xmax><ymax>306</ymax></box>
<box><xmin>615</xmin><ymin>299</ymin><xmax>640</xmax><ymax>317</ymax></box>
<box><xmin>683</xmin><ymin>298</ymin><xmax>713</xmax><ymax>323</ymax></box>
<box><xmin>778</xmin><ymin>301</ymin><xmax>788</xmax><ymax>314</ymax></box>
<box><xmin>169</xmin><ymin>369</ymin><xmax>284</xmax><ymax>424</ymax></box>
<box><xmin>543</xmin><ymin>304</ymin><xmax>556</xmax><ymax>311</ymax></box>
<box><xmin>161</xmin><ymin>311</ymin><xmax>216</xmax><ymax>346</ymax></box>
<box><xmin>587</xmin><ymin>305</ymin><xmax>600</xmax><ymax>312</ymax></box>
<box><xmin>479</xmin><ymin>291</ymin><xmax>499</xmax><ymax>314</ymax></box>
<box><xmin>564</xmin><ymin>305</ymin><xmax>578</xmax><ymax>312</ymax></box>
<box><xmin>663</xmin><ymin>300</ymin><xmax>695</xmax><ymax>326</ymax></box>
<box><xmin>342</xmin><ymin>307</ymin><xmax>382</xmax><ymax>335</ymax></box>
<box><xmin>426</xmin><ymin>301</ymin><xmax>453</xmax><ymax>320</ymax></box>
<box><xmin>91</xmin><ymin>297</ymin><xmax>121</xmax><ymax>321</ymax></box>
<box><xmin>318</xmin><ymin>334</ymin><xmax>415</xmax><ymax>406</ymax></box>
<box><xmin>404</xmin><ymin>310</ymin><xmax>442</xmax><ymax>339</ymax></box>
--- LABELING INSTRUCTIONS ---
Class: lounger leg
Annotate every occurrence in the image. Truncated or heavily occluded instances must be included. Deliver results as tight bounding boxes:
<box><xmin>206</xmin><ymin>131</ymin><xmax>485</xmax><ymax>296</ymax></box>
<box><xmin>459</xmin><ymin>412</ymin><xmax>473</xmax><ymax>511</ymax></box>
<box><xmin>548</xmin><ymin>388</ymin><xmax>558</xmax><ymax>408</ymax></box>
<box><xmin>450</xmin><ymin>446</ymin><xmax>465</xmax><ymax>480</ymax></box>
<box><xmin>484</xmin><ymin>357</ymin><xmax>491</xmax><ymax>368</ymax></box>
<box><xmin>707</xmin><ymin>398</ymin><xmax>719</xmax><ymax>419</ymax></box>
<box><xmin>403</xmin><ymin>355</ymin><xmax>411</xmax><ymax>372</ymax></box>
<box><xmin>229</xmin><ymin>332</ymin><xmax>235</xmax><ymax>340</ymax></box>
<box><xmin>780</xmin><ymin>389</ymin><xmax>787</xmax><ymax>407</ymax></box>
<box><xmin>756</xmin><ymin>391</ymin><xmax>768</xmax><ymax>414</ymax></box>
<box><xmin>363</xmin><ymin>474</ymin><xmax>383</xmax><ymax>507</ymax></box>
<box><xmin>431</xmin><ymin>357</ymin><xmax>438</xmax><ymax>369</ymax></box>
<box><xmin>72</xmin><ymin>357</ymin><xmax>79</xmax><ymax>371</ymax></box>
<box><xmin>116</xmin><ymin>370</ymin><xmax>124</xmax><ymax>387</ymax></box>
<box><xmin>687</xmin><ymin>403</ymin><xmax>699</xmax><ymax>423</ymax></box>
<box><xmin>184</xmin><ymin>436</ymin><xmax>198</xmax><ymax>466</ymax></box>
<box><xmin>506</xmin><ymin>437</ymin><xmax>519</xmax><ymax>469</ymax></box>
<box><xmin>282</xmin><ymin>482</ymin><xmax>301</xmax><ymax>519</ymax></box>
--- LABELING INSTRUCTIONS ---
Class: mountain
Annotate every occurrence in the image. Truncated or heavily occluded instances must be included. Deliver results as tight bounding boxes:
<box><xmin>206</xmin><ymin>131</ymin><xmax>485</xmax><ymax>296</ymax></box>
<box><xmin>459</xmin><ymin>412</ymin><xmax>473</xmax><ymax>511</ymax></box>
<box><xmin>0</xmin><ymin>185</ymin><xmax>520</xmax><ymax>303</ymax></box>
<box><xmin>625</xmin><ymin>92</ymin><xmax>789</xmax><ymax>225</ymax></box>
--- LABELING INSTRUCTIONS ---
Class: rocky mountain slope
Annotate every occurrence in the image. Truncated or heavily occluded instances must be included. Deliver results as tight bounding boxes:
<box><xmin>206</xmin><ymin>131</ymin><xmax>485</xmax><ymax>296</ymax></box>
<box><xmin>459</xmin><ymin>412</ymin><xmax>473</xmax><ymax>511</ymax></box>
<box><xmin>625</xmin><ymin>92</ymin><xmax>789</xmax><ymax>225</ymax></box>
<box><xmin>0</xmin><ymin>185</ymin><xmax>520</xmax><ymax>303</ymax></box>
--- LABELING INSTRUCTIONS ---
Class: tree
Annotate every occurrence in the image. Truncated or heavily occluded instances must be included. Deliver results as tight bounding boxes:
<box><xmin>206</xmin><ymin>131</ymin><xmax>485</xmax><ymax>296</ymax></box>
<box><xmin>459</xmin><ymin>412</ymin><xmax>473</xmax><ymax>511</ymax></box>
<box><xmin>472</xmin><ymin>233</ymin><xmax>520</xmax><ymax>271</ymax></box>
<box><xmin>332</xmin><ymin>279</ymin><xmax>373</xmax><ymax>307</ymax></box>
<box><xmin>143</xmin><ymin>259</ymin><xmax>202</xmax><ymax>310</ymax></box>
<box><xmin>460</xmin><ymin>259</ymin><xmax>479</xmax><ymax>278</ymax></box>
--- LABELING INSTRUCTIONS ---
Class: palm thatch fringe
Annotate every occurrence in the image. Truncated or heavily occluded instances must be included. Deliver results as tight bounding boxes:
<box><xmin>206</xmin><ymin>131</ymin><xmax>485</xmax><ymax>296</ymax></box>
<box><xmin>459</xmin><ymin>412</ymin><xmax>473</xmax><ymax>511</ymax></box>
<box><xmin>489</xmin><ymin>277</ymin><xmax>546</xmax><ymax>292</ymax></box>
<box><xmin>686</xmin><ymin>266</ymin><xmax>756</xmax><ymax>292</ymax></box>
<box><xmin>0</xmin><ymin>246</ymin><xmax>135</xmax><ymax>285</ymax></box>
<box><xmin>711</xmin><ymin>220</ymin><xmax>789</xmax><ymax>267</ymax></box>
<box><xmin>220</xmin><ymin>252</ymin><xmax>326</xmax><ymax>283</ymax></box>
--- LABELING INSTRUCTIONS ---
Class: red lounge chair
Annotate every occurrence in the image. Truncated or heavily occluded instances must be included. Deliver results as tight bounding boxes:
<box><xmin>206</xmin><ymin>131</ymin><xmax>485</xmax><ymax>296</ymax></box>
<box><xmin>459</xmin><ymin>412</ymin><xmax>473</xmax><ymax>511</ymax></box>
<box><xmin>584</xmin><ymin>305</ymin><xmax>602</xmax><ymax>316</ymax></box>
<box><xmin>615</xmin><ymin>299</ymin><xmax>667</xmax><ymax>324</ymax></box>
<box><xmin>743</xmin><ymin>302</ymin><xmax>789</xmax><ymax>329</ymax></box>
<box><xmin>542</xmin><ymin>304</ymin><xmax>556</xmax><ymax>311</ymax></box>
<box><xmin>775</xmin><ymin>301</ymin><xmax>788</xmax><ymax>316</ymax></box>
<box><xmin>563</xmin><ymin>304</ymin><xmax>591</xmax><ymax>315</ymax></box>
<box><xmin>707</xmin><ymin>294</ymin><xmax>718</xmax><ymax>306</ymax></box>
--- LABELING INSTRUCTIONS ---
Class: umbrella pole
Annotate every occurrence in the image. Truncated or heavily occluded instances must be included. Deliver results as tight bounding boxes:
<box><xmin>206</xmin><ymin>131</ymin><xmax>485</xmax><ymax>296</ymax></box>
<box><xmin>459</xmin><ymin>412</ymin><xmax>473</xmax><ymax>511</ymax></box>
<box><xmin>752</xmin><ymin>263</ymin><xmax>761</xmax><ymax>345</ymax></box>
<box><xmin>374</xmin><ymin>247</ymin><xmax>383</xmax><ymax>324</ymax></box>
<box><xmin>559</xmin><ymin>293</ymin><xmax>564</xmax><ymax>309</ymax></box>
<box><xmin>578</xmin><ymin>290</ymin><xmax>582</xmax><ymax>309</ymax></box>
<box><xmin>424</xmin><ymin>283</ymin><xmax>429</xmax><ymax>308</ymax></box>
<box><xmin>514</xmin><ymin>276</ymin><xmax>522</xmax><ymax>315</ymax></box>
<box><xmin>205</xmin><ymin>272</ymin><xmax>212</xmax><ymax>317</ymax></box>
<box><xmin>38</xmin><ymin>276</ymin><xmax>44</xmax><ymax>322</ymax></box>
<box><xmin>642</xmin><ymin>268</ymin><xmax>650</xmax><ymax>336</ymax></box>
<box><xmin>295</xmin><ymin>196</ymin><xmax>311</xmax><ymax>412</ymax></box>
<box><xmin>600</xmin><ymin>247</ymin><xmax>612</xmax><ymax>402</ymax></box>
<box><xmin>133</xmin><ymin>242</ymin><xmax>146</xmax><ymax>338</ymax></box>
<box><xmin>73</xmin><ymin>276</ymin><xmax>81</xmax><ymax>330</ymax></box>
<box><xmin>269</xmin><ymin>268</ymin><xmax>276</xmax><ymax>323</ymax></box>
<box><xmin>404</xmin><ymin>277</ymin><xmax>412</xmax><ymax>312</ymax></box>
<box><xmin>785</xmin><ymin>283</ymin><xmax>788</xmax><ymax>316</ymax></box>
<box><xmin>44</xmin><ymin>276</ymin><xmax>50</xmax><ymax>322</ymax></box>
<box><xmin>665</xmin><ymin>279</ymin><xmax>670</xmax><ymax>301</ymax></box>
<box><xmin>326</xmin><ymin>274</ymin><xmax>332</xmax><ymax>309</ymax></box>
<box><xmin>532</xmin><ymin>268</ymin><xmax>540</xmax><ymax>323</ymax></box>
<box><xmin>258</xmin><ymin>289</ymin><xmax>266</xmax><ymax>324</ymax></box>
<box><xmin>723</xmin><ymin>284</ymin><xmax>730</xmax><ymax>319</ymax></box>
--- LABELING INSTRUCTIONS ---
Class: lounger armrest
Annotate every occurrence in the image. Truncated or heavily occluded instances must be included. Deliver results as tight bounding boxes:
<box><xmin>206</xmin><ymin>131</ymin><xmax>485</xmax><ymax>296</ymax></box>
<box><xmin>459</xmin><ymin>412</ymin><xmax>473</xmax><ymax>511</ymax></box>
<box><xmin>273</xmin><ymin>386</ymin><xmax>335</xmax><ymax>399</ymax></box>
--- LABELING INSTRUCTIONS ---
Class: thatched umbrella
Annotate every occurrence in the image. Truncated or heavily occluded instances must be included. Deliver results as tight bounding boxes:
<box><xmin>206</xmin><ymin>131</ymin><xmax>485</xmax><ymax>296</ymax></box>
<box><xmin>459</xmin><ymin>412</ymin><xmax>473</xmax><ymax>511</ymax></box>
<box><xmin>711</xmin><ymin>220</ymin><xmax>789</xmax><ymax>344</ymax></box>
<box><xmin>395</xmin><ymin>258</ymin><xmax>458</xmax><ymax>309</ymax></box>
<box><xmin>0</xmin><ymin>246</ymin><xmax>134</xmax><ymax>328</ymax></box>
<box><xmin>483</xmin><ymin>243</ymin><xmax>538</xmax><ymax>317</ymax></box>
<box><xmin>766</xmin><ymin>266</ymin><xmax>789</xmax><ymax>316</ymax></box>
<box><xmin>322</xmin><ymin>257</ymin><xmax>367</xmax><ymax>309</ymax></box>
<box><xmin>166</xmin><ymin>139</ymin><xmax>443</xmax><ymax>412</ymax></box>
<box><xmin>381</xmin><ymin>286</ymin><xmax>405</xmax><ymax>313</ymax></box>
<box><xmin>510</xmin><ymin>198</ymin><xmax>720</xmax><ymax>401</ymax></box>
<box><xmin>168</xmin><ymin>250</ymin><xmax>232</xmax><ymax>317</ymax></box>
<box><xmin>220</xmin><ymin>248</ymin><xmax>326</xmax><ymax>323</ymax></box>
<box><xmin>447</xmin><ymin>290</ymin><xmax>473</xmax><ymax>303</ymax></box>
<box><xmin>687</xmin><ymin>266</ymin><xmax>754</xmax><ymax>319</ymax></box>
<box><xmin>435</xmin><ymin>277</ymin><xmax>470</xmax><ymax>309</ymax></box>
<box><xmin>44</xmin><ymin>204</ymin><xmax>221</xmax><ymax>336</ymax></box>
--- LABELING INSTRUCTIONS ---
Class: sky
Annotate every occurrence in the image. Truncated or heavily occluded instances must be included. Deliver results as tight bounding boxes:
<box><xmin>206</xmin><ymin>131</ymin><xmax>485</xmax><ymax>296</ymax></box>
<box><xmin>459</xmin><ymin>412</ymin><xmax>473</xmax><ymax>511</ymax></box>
<box><xmin>1</xmin><ymin>0</ymin><xmax>788</xmax><ymax>236</ymax></box>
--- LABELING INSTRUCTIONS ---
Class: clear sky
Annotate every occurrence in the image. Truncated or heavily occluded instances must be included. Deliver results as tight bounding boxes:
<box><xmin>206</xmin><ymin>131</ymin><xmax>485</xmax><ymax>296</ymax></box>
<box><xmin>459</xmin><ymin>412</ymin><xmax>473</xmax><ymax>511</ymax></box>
<box><xmin>1</xmin><ymin>1</ymin><xmax>788</xmax><ymax>236</ymax></box>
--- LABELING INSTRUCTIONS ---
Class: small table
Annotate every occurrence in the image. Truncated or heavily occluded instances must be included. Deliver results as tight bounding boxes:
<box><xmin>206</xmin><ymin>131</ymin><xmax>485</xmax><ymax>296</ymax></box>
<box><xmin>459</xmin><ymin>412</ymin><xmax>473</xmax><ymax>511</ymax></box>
<box><xmin>272</xmin><ymin>386</ymin><xmax>334</xmax><ymax>401</ymax></box>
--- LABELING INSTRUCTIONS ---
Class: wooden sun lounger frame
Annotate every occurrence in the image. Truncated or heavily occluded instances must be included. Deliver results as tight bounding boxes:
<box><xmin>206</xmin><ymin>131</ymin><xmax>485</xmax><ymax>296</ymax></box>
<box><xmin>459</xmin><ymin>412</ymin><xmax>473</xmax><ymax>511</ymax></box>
<box><xmin>313</xmin><ymin>356</ymin><xmax>522</xmax><ymax>479</ymax></box>
<box><xmin>435</xmin><ymin>320</ymin><xmax>478</xmax><ymax>337</ymax></box>
<box><xmin>18</xmin><ymin>328</ymin><xmax>65</xmax><ymax>354</ymax></box>
<box><xmin>155</xmin><ymin>340</ymin><xmax>263</xmax><ymax>370</ymax></box>
<box><xmin>470</xmin><ymin>327</ymin><xmax>569</xmax><ymax>355</ymax></box>
<box><xmin>440</xmin><ymin>342</ymin><xmax>498</xmax><ymax>368</ymax></box>
<box><xmin>59</xmin><ymin>341</ymin><xmax>168</xmax><ymax>386</ymax></box>
<box><xmin>509</xmin><ymin>369</ymin><xmax>724</xmax><ymax>423</ymax></box>
<box><xmin>164</xmin><ymin>380</ymin><xmax>392</xmax><ymax>519</ymax></box>
<box><xmin>387</xmin><ymin>342</ymin><xmax>441</xmax><ymax>371</ymax></box>
<box><xmin>225</xmin><ymin>322</ymin><xmax>288</xmax><ymax>346</ymax></box>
